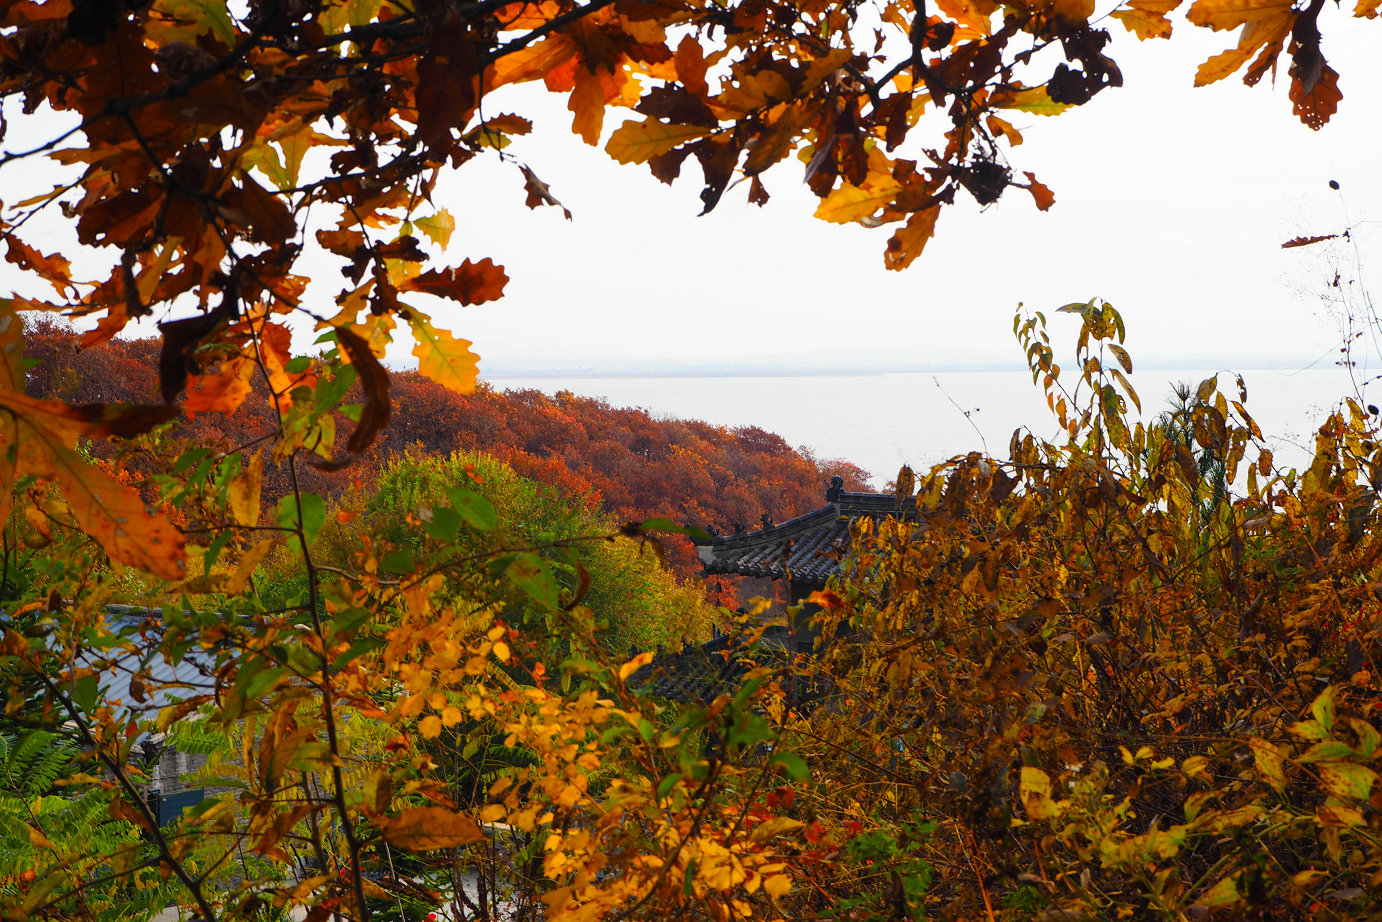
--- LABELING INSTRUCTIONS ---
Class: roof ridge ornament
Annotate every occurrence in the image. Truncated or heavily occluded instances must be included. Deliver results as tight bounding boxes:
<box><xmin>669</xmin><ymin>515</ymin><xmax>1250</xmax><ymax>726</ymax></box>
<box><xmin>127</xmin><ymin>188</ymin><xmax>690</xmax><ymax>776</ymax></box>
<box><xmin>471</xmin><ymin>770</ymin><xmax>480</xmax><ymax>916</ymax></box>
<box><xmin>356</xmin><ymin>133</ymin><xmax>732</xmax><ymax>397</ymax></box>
<box><xmin>826</xmin><ymin>475</ymin><xmax>844</xmax><ymax>503</ymax></box>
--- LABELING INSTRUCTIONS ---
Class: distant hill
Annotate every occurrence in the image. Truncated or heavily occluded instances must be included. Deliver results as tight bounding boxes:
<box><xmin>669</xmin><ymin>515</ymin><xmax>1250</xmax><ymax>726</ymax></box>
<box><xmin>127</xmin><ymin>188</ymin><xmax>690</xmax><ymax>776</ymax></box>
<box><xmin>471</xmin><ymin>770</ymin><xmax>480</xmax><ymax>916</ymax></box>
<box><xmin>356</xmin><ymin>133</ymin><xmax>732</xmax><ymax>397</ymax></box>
<box><xmin>24</xmin><ymin>321</ymin><xmax>871</xmax><ymax>587</ymax></box>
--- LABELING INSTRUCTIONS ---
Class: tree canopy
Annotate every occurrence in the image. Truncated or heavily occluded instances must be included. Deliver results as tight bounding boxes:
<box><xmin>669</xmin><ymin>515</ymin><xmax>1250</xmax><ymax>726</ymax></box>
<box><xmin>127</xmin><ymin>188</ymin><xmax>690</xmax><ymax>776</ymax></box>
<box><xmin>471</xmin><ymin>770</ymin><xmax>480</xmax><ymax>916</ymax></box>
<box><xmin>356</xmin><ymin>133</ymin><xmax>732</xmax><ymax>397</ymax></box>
<box><xmin>3</xmin><ymin>2</ymin><xmax>1382</xmax><ymax>922</ymax></box>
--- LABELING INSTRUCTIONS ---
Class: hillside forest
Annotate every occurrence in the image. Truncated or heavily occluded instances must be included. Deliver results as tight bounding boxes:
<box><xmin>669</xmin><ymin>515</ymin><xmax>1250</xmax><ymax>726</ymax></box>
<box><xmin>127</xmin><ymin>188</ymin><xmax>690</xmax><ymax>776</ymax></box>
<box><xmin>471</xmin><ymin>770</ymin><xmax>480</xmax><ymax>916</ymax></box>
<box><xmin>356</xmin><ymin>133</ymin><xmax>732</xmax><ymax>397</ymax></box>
<box><xmin>3</xmin><ymin>2</ymin><xmax>1382</xmax><ymax>922</ymax></box>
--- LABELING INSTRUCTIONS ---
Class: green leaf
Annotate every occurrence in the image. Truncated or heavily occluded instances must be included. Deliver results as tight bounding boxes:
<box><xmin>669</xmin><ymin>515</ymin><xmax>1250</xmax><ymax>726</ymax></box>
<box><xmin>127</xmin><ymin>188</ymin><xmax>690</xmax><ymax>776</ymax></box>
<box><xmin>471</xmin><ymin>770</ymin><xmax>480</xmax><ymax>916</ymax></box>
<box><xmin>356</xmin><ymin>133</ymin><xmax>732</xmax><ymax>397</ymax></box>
<box><xmin>424</xmin><ymin>506</ymin><xmax>463</xmax><ymax>543</ymax></box>
<box><xmin>1310</xmin><ymin>686</ymin><xmax>1338</xmax><ymax>732</ymax></box>
<box><xmin>504</xmin><ymin>553</ymin><xmax>560</xmax><ymax>610</ymax></box>
<box><xmin>447</xmin><ymin>487</ymin><xmax>497</xmax><ymax>532</ymax></box>
<box><xmin>1318</xmin><ymin>761</ymin><xmax>1377</xmax><ymax>801</ymax></box>
<box><xmin>1298</xmin><ymin>740</ymin><xmax>1354</xmax><ymax>763</ymax></box>
<box><xmin>629</xmin><ymin>518</ymin><xmax>713</xmax><ymax>542</ymax></box>
<box><xmin>276</xmin><ymin>493</ymin><xmax>326</xmax><ymax>549</ymax></box>
<box><xmin>771</xmin><ymin>751</ymin><xmax>810</xmax><ymax>781</ymax></box>
<box><xmin>381</xmin><ymin>548</ymin><xmax>416</xmax><ymax>575</ymax></box>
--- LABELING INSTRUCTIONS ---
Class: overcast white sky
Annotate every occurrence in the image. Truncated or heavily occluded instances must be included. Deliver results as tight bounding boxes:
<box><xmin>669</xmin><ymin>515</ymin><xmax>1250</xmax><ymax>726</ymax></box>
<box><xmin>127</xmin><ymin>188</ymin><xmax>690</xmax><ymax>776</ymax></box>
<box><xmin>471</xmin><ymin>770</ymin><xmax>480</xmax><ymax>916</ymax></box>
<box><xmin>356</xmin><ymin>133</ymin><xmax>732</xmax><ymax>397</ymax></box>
<box><xmin>442</xmin><ymin>7</ymin><xmax>1382</xmax><ymax>377</ymax></box>
<box><xmin>4</xmin><ymin>8</ymin><xmax>1382</xmax><ymax>380</ymax></box>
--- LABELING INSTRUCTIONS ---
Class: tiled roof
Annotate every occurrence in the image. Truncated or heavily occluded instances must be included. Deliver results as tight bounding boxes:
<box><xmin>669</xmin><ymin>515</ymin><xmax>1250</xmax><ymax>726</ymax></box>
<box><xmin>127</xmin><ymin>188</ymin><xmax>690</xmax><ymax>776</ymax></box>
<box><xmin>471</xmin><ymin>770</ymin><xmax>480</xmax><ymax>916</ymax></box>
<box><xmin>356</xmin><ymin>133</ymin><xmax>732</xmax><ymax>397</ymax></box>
<box><xmin>633</xmin><ymin>626</ymin><xmax>807</xmax><ymax>705</ymax></box>
<box><xmin>696</xmin><ymin>482</ymin><xmax>914</xmax><ymax>585</ymax></box>
<box><xmin>75</xmin><ymin>606</ymin><xmax>219</xmax><ymax>714</ymax></box>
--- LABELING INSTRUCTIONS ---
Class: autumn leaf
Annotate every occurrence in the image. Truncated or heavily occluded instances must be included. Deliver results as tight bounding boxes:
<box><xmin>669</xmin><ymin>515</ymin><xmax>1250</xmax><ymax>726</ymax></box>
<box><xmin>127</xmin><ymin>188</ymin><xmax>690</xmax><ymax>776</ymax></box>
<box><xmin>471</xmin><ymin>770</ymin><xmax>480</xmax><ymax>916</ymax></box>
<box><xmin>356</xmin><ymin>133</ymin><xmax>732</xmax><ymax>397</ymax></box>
<box><xmin>378</xmin><ymin>806</ymin><xmax>485</xmax><ymax>851</ymax></box>
<box><xmin>569</xmin><ymin>65</ymin><xmax>607</xmax><ymax>145</ymax></box>
<box><xmin>409</xmin><ymin>313</ymin><xmax>480</xmax><ymax>395</ymax></box>
<box><xmin>1023</xmin><ymin>171</ymin><xmax>1056</xmax><ymax>211</ymax></box>
<box><xmin>415</xmin><ymin>210</ymin><xmax>457</xmax><ymax>248</ymax></box>
<box><xmin>884</xmin><ymin>206</ymin><xmax>941</xmax><ymax>271</ymax></box>
<box><xmin>606</xmin><ymin>120</ymin><xmax>711</xmax><ymax>165</ymax></box>
<box><xmin>1290</xmin><ymin>63</ymin><xmax>1341</xmax><ymax>129</ymax></box>
<box><xmin>1281</xmin><ymin>232</ymin><xmax>1341</xmax><ymax>248</ymax></box>
<box><xmin>402</xmin><ymin>259</ymin><xmax>509</xmax><ymax>306</ymax></box>
<box><xmin>316</xmin><ymin>326</ymin><xmax>391</xmax><ymax>471</ymax></box>
<box><xmin>989</xmin><ymin>85</ymin><xmax>1074</xmax><ymax>116</ymax></box>
<box><xmin>815</xmin><ymin>170</ymin><xmax>904</xmax><ymax>225</ymax></box>
<box><xmin>519</xmin><ymin>165</ymin><xmax>573</xmax><ymax>219</ymax></box>
<box><xmin>1111</xmin><ymin>0</ymin><xmax>1183</xmax><ymax>40</ymax></box>
<box><xmin>0</xmin><ymin>406</ymin><xmax>186</xmax><ymax>578</ymax></box>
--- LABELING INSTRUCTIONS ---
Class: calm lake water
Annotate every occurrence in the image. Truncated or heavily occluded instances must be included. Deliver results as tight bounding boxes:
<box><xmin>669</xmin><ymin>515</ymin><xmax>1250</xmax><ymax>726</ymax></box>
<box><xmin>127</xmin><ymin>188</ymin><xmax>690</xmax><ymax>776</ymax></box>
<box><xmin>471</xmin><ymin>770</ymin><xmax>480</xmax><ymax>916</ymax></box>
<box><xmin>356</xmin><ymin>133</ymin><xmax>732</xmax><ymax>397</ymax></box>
<box><xmin>487</xmin><ymin>366</ymin><xmax>1367</xmax><ymax>487</ymax></box>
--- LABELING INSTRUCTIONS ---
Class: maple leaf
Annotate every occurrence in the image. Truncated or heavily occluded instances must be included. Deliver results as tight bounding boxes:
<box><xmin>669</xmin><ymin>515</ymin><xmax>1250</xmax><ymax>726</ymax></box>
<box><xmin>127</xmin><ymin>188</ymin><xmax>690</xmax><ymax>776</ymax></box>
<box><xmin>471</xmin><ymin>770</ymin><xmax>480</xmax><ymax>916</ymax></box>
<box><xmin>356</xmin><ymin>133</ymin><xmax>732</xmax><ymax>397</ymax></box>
<box><xmin>402</xmin><ymin>258</ymin><xmax>509</xmax><ymax>306</ymax></box>
<box><xmin>409</xmin><ymin>313</ymin><xmax>480</xmax><ymax>395</ymax></box>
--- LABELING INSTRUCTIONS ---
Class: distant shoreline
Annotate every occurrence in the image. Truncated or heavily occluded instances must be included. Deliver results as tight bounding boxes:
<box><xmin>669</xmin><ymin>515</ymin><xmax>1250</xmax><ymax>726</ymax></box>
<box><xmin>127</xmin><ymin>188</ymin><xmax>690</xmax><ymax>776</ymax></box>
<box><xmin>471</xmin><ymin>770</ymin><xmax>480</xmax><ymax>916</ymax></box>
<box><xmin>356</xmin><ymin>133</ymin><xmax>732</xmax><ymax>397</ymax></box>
<box><xmin>481</xmin><ymin>361</ymin><xmax>1342</xmax><ymax>380</ymax></box>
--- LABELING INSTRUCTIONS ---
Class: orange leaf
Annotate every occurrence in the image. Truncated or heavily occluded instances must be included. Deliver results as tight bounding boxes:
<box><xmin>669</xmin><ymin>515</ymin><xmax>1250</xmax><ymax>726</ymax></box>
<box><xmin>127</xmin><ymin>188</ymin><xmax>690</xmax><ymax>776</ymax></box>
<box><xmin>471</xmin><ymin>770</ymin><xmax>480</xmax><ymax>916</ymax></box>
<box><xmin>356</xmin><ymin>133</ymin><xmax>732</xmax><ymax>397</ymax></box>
<box><xmin>1023</xmin><ymin>171</ymin><xmax>1055</xmax><ymax>211</ymax></box>
<box><xmin>1290</xmin><ymin>63</ymin><xmax>1341</xmax><ymax>130</ymax></box>
<box><xmin>674</xmin><ymin>34</ymin><xmax>709</xmax><ymax>97</ymax></box>
<box><xmin>0</xmin><ymin>407</ymin><xmax>186</xmax><ymax>579</ymax></box>
<box><xmin>884</xmin><ymin>206</ymin><xmax>941</xmax><ymax>271</ymax></box>
<box><xmin>184</xmin><ymin>356</ymin><xmax>256</xmax><ymax>419</ymax></box>
<box><xmin>570</xmin><ymin>65</ymin><xmax>606</xmax><ymax>145</ymax></box>
<box><xmin>378</xmin><ymin>806</ymin><xmax>485</xmax><ymax>851</ymax></box>
<box><xmin>402</xmin><ymin>258</ymin><xmax>509</xmax><ymax>306</ymax></box>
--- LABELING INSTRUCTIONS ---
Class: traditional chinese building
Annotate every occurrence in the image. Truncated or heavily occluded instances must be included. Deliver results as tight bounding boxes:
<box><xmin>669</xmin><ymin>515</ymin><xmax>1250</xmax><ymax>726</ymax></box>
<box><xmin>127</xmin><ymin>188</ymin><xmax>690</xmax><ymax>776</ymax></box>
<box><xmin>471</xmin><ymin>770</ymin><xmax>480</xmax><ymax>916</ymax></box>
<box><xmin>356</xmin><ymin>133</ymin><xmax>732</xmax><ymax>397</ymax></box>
<box><xmin>636</xmin><ymin>477</ymin><xmax>915</xmax><ymax>703</ymax></box>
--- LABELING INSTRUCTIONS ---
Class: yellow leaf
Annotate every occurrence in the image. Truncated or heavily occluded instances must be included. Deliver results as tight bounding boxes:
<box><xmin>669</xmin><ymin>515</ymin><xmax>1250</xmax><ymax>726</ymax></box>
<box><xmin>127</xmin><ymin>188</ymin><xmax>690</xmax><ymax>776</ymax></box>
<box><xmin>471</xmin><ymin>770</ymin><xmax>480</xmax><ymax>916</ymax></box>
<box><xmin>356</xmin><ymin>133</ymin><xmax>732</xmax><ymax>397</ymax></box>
<box><xmin>1247</xmin><ymin>737</ymin><xmax>1286</xmax><ymax>794</ymax></box>
<box><xmin>605</xmin><ymin>119</ymin><xmax>710</xmax><ymax>165</ymax></box>
<box><xmin>227</xmin><ymin>452</ymin><xmax>263</xmax><ymax>528</ymax></box>
<box><xmin>415</xmin><ymin>209</ymin><xmax>456</xmax><ymax>249</ymax></box>
<box><xmin>419</xmin><ymin>715</ymin><xmax>443</xmax><ymax>739</ymax></box>
<box><xmin>1110</xmin><ymin>0</ymin><xmax>1182</xmax><ymax>39</ymax></box>
<box><xmin>1050</xmin><ymin>0</ymin><xmax>1096</xmax><ymax>20</ymax></box>
<box><xmin>619</xmin><ymin>651</ymin><xmax>654</xmax><ymax>681</ymax></box>
<box><xmin>763</xmin><ymin>874</ymin><xmax>792</xmax><ymax>898</ymax></box>
<box><xmin>408</xmin><ymin>314</ymin><xmax>480</xmax><ymax>395</ymax></box>
<box><xmin>378</xmin><ymin>806</ymin><xmax>485</xmax><ymax>851</ymax></box>
<box><xmin>1186</xmin><ymin>0</ymin><xmax>1293</xmax><ymax>32</ymax></box>
<box><xmin>815</xmin><ymin>174</ymin><xmax>903</xmax><ymax>224</ymax></box>
<box><xmin>493</xmin><ymin>641</ymin><xmax>511</xmax><ymax>662</ymax></box>
<box><xmin>28</xmin><ymin>826</ymin><xmax>55</xmax><ymax>849</ymax></box>
<box><xmin>989</xmin><ymin>85</ymin><xmax>1073</xmax><ymax>116</ymax></box>
<box><xmin>1192</xmin><ymin>17</ymin><xmax>1291</xmax><ymax>86</ymax></box>
<box><xmin>750</xmin><ymin>816</ymin><xmax>804</xmax><ymax>842</ymax></box>
<box><xmin>219</xmin><ymin>539</ymin><xmax>275</xmax><ymax>595</ymax></box>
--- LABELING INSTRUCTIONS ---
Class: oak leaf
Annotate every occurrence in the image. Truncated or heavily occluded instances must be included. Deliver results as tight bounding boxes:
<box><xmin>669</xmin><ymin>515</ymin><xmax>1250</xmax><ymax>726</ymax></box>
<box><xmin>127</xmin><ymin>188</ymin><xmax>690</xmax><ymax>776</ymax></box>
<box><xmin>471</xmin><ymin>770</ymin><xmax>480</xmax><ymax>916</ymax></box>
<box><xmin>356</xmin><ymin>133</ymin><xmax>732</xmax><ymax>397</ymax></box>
<box><xmin>815</xmin><ymin>173</ymin><xmax>904</xmax><ymax>224</ymax></box>
<box><xmin>1290</xmin><ymin>62</ymin><xmax>1340</xmax><ymax>129</ymax></box>
<box><xmin>402</xmin><ymin>258</ymin><xmax>509</xmax><ymax>306</ymax></box>
<box><xmin>378</xmin><ymin>806</ymin><xmax>485</xmax><ymax>851</ymax></box>
<box><xmin>883</xmin><ymin>206</ymin><xmax>941</xmax><ymax>271</ymax></box>
<box><xmin>989</xmin><ymin>85</ymin><xmax>1074</xmax><ymax>116</ymax></box>
<box><xmin>1111</xmin><ymin>0</ymin><xmax>1182</xmax><ymax>39</ymax></box>
<box><xmin>606</xmin><ymin>119</ymin><xmax>711</xmax><ymax>165</ymax></box>
<box><xmin>409</xmin><ymin>314</ymin><xmax>480</xmax><ymax>395</ymax></box>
